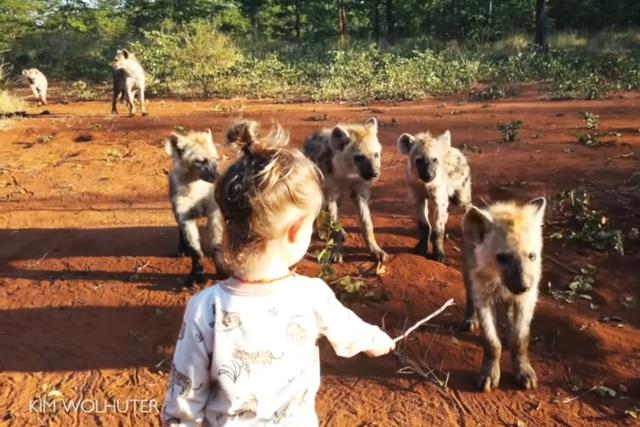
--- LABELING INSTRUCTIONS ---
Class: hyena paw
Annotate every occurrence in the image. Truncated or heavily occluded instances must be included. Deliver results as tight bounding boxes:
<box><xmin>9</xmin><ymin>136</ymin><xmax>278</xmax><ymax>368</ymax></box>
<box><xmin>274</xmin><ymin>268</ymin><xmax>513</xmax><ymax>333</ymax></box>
<box><xmin>412</xmin><ymin>242</ymin><xmax>428</xmax><ymax>257</ymax></box>
<box><xmin>477</xmin><ymin>362</ymin><xmax>500</xmax><ymax>392</ymax></box>
<box><xmin>328</xmin><ymin>249</ymin><xmax>343</xmax><ymax>264</ymax></box>
<box><xmin>460</xmin><ymin>317</ymin><xmax>478</xmax><ymax>333</ymax></box>
<box><xmin>141</xmin><ymin>112</ymin><xmax>149</xmax><ymax>117</ymax></box>
<box><xmin>372</xmin><ymin>248</ymin><xmax>389</xmax><ymax>263</ymax></box>
<box><xmin>431</xmin><ymin>251</ymin><xmax>448</xmax><ymax>264</ymax></box>
<box><xmin>185</xmin><ymin>271</ymin><xmax>205</xmax><ymax>287</ymax></box>
<box><xmin>515</xmin><ymin>362</ymin><xmax>538</xmax><ymax>390</ymax></box>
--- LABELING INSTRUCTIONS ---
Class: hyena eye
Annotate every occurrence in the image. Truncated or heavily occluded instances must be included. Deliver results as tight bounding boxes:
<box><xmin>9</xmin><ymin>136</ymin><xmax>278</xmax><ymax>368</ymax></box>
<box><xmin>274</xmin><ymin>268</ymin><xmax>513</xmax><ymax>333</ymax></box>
<box><xmin>496</xmin><ymin>253</ymin><xmax>509</xmax><ymax>264</ymax></box>
<box><xmin>373</xmin><ymin>152</ymin><xmax>380</xmax><ymax>159</ymax></box>
<box><xmin>431</xmin><ymin>157</ymin><xmax>439</xmax><ymax>164</ymax></box>
<box><xmin>528</xmin><ymin>253</ymin><xmax>537</xmax><ymax>261</ymax></box>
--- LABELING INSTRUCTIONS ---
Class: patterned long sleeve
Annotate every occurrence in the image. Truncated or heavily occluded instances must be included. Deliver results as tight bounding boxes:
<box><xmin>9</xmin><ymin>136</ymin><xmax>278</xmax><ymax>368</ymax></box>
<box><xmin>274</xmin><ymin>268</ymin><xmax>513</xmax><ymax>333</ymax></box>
<box><xmin>313</xmin><ymin>279</ymin><xmax>391</xmax><ymax>357</ymax></box>
<box><xmin>161</xmin><ymin>293</ymin><xmax>214</xmax><ymax>427</ymax></box>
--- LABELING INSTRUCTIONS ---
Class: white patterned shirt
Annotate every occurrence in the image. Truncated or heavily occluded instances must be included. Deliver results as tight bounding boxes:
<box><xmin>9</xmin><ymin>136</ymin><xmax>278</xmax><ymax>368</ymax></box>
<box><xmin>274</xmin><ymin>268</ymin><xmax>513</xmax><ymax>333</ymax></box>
<box><xmin>161</xmin><ymin>274</ymin><xmax>391</xmax><ymax>427</ymax></box>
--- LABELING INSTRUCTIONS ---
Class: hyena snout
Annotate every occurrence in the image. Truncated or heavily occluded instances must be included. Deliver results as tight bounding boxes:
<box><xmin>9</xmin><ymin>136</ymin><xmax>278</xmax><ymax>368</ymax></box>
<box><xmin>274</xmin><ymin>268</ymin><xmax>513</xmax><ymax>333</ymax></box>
<box><xmin>198</xmin><ymin>161</ymin><xmax>218</xmax><ymax>183</ymax></box>
<box><xmin>415</xmin><ymin>158</ymin><xmax>438</xmax><ymax>183</ymax></box>
<box><xmin>354</xmin><ymin>155</ymin><xmax>379</xmax><ymax>181</ymax></box>
<box><xmin>497</xmin><ymin>253</ymin><xmax>529</xmax><ymax>294</ymax></box>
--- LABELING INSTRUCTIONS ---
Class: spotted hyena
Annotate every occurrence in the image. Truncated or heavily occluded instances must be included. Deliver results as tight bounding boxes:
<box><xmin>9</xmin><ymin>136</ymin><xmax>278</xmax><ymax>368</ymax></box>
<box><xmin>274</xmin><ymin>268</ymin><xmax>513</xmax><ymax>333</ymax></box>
<box><xmin>397</xmin><ymin>130</ymin><xmax>471</xmax><ymax>263</ymax></box>
<box><xmin>21</xmin><ymin>68</ymin><xmax>48</xmax><ymax>105</ymax></box>
<box><xmin>165</xmin><ymin>129</ymin><xmax>224</xmax><ymax>286</ymax></box>
<box><xmin>303</xmin><ymin>117</ymin><xmax>387</xmax><ymax>262</ymax></box>
<box><xmin>111</xmin><ymin>49</ymin><xmax>147</xmax><ymax>116</ymax></box>
<box><xmin>461</xmin><ymin>197</ymin><xmax>546</xmax><ymax>391</ymax></box>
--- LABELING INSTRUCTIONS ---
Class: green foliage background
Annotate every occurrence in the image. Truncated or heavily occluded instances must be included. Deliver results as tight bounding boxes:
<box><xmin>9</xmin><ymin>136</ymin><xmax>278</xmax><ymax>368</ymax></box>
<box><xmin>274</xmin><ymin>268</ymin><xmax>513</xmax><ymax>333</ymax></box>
<box><xmin>1</xmin><ymin>0</ymin><xmax>639</xmax><ymax>100</ymax></box>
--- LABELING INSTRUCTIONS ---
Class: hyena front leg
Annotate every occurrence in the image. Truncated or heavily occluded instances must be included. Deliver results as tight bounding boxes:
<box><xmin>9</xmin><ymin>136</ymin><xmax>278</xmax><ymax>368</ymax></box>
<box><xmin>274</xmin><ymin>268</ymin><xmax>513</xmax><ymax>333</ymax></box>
<box><xmin>111</xmin><ymin>80</ymin><xmax>121</xmax><ymax>115</ymax></box>
<box><xmin>413</xmin><ymin>197</ymin><xmax>430</xmax><ymax>257</ymax></box>
<box><xmin>138</xmin><ymin>84</ymin><xmax>148</xmax><ymax>116</ymax></box>
<box><xmin>351</xmin><ymin>190</ymin><xmax>388</xmax><ymax>262</ymax></box>
<box><xmin>429</xmin><ymin>196</ymin><xmax>448</xmax><ymax>263</ymax></box>
<box><xmin>178</xmin><ymin>217</ymin><xmax>205</xmax><ymax>286</ymax></box>
<box><xmin>325</xmin><ymin>192</ymin><xmax>345</xmax><ymax>263</ymax></box>
<box><xmin>206</xmin><ymin>207</ymin><xmax>226</xmax><ymax>276</ymax></box>
<box><xmin>37</xmin><ymin>88</ymin><xmax>47</xmax><ymax>105</ymax></box>
<box><xmin>176</xmin><ymin>229</ymin><xmax>187</xmax><ymax>257</ymax></box>
<box><xmin>124</xmin><ymin>85</ymin><xmax>135</xmax><ymax>117</ymax></box>
<box><xmin>509</xmin><ymin>299</ymin><xmax>538</xmax><ymax>390</ymax></box>
<box><xmin>460</xmin><ymin>266</ymin><xmax>478</xmax><ymax>332</ymax></box>
<box><xmin>477</xmin><ymin>304</ymin><xmax>502</xmax><ymax>391</ymax></box>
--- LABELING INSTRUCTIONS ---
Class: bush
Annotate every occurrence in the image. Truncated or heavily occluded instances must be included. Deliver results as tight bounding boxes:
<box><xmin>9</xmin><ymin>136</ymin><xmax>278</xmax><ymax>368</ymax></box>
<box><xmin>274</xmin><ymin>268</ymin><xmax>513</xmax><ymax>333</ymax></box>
<box><xmin>131</xmin><ymin>20</ymin><xmax>242</xmax><ymax>97</ymax></box>
<box><xmin>0</xmin><ymin>57</ymin><xmax>26</xmax><ymax>114</ymax></box>
<box><xmin>0</xmin><ymin>90</ymin><xmax>27</xmax><ymax>114</ymax></box>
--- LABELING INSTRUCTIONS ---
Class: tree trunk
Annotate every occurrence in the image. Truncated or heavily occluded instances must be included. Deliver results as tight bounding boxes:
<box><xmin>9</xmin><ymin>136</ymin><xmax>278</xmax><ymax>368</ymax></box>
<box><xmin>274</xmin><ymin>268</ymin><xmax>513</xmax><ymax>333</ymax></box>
<box><xmin>294</xmin><ymin>0</ymin><xmax>301</xmax><ymax>40</ymax></box>
<box><xmin>372</xmin><ymin>0</ymin><xmax>380</xmax><ymax>41</ymax></box>
<box><xmin>338</xmin><ymin>1</ymin><xmax>347</xmax><ymax>41</ymax></box>
<box><xmin>385</xmin><ymin>0</ymin><xmax>394</xmax><ymax>44</ymax></box>
<box><xmin>535</xmin><ymin>0</ymin><xmax>549</xmax><ymax>53</ymax></box>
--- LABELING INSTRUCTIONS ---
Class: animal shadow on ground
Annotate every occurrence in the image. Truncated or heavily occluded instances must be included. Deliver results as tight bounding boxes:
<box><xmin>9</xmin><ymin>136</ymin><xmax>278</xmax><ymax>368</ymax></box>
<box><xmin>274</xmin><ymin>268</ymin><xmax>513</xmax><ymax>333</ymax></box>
<box><xmin>0</xmin><ymin>226</ymin><xmax>227</xmax><ymax>288</ymax></box>
<box><xmin>0</xmin><ymin>305</ymin><xmax>184</xmax><ymax>372</ymax></box>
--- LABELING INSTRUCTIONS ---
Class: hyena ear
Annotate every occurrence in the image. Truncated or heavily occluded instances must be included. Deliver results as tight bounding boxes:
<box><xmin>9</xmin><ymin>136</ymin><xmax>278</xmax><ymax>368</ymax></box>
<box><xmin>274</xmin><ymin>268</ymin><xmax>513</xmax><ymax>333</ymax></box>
<box><xmin>164</xmin><ymin>134</ymin><xmax>184</xmax><ymax>157</ymax></box>
<box><xmin>205</xmin><ymin>128</ymin><xmax>214</xmax><ymax>144</ymax></box>
<box><xmin>330</xmin><ymin>126</ymin><xmax>350</xmax><ymax>151</ymax></box>
<box><xmin>364</xmin><ymin>117</ymin><xmax>378</xmax><ymax>131</ymax></box>
<box><xmin>121</xmin><ymin>49</ymin><xmax>130</xmax><ymax>59</ymax></box>
<box><xmin>397</xmin><ymin>133</ymin><xmax>415</xmax><ymax>155</ymax></box>
<box><xmin>21</xmin><ymin>69</ymin><xmax>27</xmax><ymax>75</ymax></box>
<box><xmin>438</xmin><ymin>130</ymin><xmax>451</xmax><ymax>149</ymax></box>
<box><xmin>528</xmin><ymin>197</ymin><xmax>547</xmax><ymax>223</ymax></box>
<box><xmin>463</xmin><ymin>206</ymin><xmax>493</xmax><ymax>244</ymax></box>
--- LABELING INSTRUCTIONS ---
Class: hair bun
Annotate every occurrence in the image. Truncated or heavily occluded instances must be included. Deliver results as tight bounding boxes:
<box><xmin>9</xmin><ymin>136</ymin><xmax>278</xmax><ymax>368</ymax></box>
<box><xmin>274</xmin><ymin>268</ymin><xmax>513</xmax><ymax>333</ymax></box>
<box><xmin>226</xmin><ymin>120</ymin><xmax>260</xmax><ymax>155</ymax></box>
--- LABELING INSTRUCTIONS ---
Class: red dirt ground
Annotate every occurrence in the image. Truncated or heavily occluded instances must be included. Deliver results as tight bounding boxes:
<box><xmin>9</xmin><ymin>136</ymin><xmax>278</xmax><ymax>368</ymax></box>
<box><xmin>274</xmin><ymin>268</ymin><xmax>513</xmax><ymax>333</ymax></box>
<box><xmin>1</xmin><ymin>88</ymin><xmax>639</xmax><ymax>426</ymax></box>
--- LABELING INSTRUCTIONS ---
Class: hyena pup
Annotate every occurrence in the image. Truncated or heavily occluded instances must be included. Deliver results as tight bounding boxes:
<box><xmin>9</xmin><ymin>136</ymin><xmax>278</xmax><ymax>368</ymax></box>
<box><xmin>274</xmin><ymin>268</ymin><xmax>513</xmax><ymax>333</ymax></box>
<box><xmin>21</xmin><ymin>68</ymin><xmax>48</xmax><ymax>105</ymax></box>
<box><xmin>165</xmin><ymin>129</ymin><xmax>225</xmax><ymax>286</ymax></box>
<box><xmin>397</xmin><ymin>130</ymin><xmax>471</xmax><ymax>263</ymax></box>
<box><xmin>111</xmin><ymin>49</ymin><xmax>147</xmax><ymax>116</ymax></box>
<box><xmin>303</xmin><ymin>117</ymin><xmax>387</xmax><ymax>262</ymax></box>
<box><xmin>461</xmin><ymin>197</ymin><xmax>546</xmax><ymax>391</ymax></box>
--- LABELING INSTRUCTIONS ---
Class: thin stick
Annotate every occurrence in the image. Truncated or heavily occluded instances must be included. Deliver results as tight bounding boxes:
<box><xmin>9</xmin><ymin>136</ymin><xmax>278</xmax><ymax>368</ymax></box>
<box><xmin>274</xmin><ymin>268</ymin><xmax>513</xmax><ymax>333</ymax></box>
<box><xmin>393</xmin><ymin>298</ymin><xmax>455</xmax><ymax>343</ymax></box>
<box><xmin>35</xmin><ymin>250</ymin><xmax>50</xmax><ymax>265</ymax></box>
<box><xmin>607</xmin><ymin>152</ymin><xmax>634</xmax><ymax>161</ymax></box>
<box><xmin>545</xmin><ymin>254</ymin><xmax>580</xmax><ymax>275</ymax></box>
<box><xmin>556</xmin><ymin>384</ymin><xmax>600</xmax><ymax>404</ymax></box>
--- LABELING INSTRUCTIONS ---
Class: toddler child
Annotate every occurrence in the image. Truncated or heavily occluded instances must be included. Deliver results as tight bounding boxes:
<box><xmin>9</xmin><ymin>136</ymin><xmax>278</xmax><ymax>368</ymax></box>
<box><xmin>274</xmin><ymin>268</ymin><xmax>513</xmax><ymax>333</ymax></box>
<box><xmin>161</xmin><ymin>123</ymin><xmax>395</xmax><ymax>426</ymax></box>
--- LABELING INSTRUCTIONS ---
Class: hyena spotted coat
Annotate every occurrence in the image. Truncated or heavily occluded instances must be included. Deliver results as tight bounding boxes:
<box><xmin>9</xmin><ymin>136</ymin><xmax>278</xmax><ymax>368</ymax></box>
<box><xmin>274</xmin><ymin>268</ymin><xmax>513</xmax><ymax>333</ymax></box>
<box><xmin>303</xmin><ymin>117</ymin><xmax>387</xmax><ymax>262</ymax></box>
<box><xmin>21</xmin><ymin>68</ymin><xmax>48</xmax><ymax>105</ymax></box>
<box><xmin>111</xmin><ymin>49</ymin><xmax>147</xmax><ymax>116</ymax></box>
<box><xmin>397</xmin><ymin>130</ymin><xmax>471</xmax><ymax>263</ymax></box>
<box><xmin>165</xmin><ymin>129</ymin><xmax>225</xmax><ymax>286</ymax></box>
<box><xmin>461</xmin><ymin>198</ymin><xmax>546</xmax><ymax>391</ymax></box>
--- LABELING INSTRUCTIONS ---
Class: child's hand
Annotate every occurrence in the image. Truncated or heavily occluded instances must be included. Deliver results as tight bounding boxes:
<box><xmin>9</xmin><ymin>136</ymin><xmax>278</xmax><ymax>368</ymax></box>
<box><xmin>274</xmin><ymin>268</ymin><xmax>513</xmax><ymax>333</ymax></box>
<box><xmin>364</xmin><ymin>331</ymin><xmax>395</xmax><ymax>357</ymax></box>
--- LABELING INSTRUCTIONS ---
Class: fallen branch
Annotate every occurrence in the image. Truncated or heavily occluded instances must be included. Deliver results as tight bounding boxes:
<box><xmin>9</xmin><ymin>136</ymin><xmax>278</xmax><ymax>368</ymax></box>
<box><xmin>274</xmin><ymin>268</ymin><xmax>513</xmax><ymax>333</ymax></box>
<box><xmin>545</xmin><ymin>254</ymin><xmax>580</xmax><ymax>275</ymax></box>
<box><xmin>607</xmin><ymin>152</ymin><xmax>634</xmax><ymax>161</ymax></box>
<box><xmin>393</xmin><ymin>298</ymin><xmax>455</xmax><ymax>343</ymax></box>
<box><xmin>554</xmin><ymin>384</ymin><xmax>601</xmax><ymax>404</ymax></box>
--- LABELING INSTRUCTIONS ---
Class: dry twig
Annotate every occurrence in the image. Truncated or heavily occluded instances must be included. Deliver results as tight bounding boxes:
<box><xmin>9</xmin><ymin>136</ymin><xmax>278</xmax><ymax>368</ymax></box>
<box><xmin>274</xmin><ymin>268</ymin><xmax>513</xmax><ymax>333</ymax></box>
<box><xmin>393</xmin><ymin>298</ymin><xmax>455</xmax><ymax>343</ymax></box>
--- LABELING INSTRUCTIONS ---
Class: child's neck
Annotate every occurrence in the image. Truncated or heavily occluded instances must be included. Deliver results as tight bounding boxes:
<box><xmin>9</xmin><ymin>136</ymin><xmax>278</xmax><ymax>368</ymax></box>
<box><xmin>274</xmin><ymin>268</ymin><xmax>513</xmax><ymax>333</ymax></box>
<box><xmin>233</xmin><ymin>249</ymin><xmax>291</xmax><ymax>283</ymax></box>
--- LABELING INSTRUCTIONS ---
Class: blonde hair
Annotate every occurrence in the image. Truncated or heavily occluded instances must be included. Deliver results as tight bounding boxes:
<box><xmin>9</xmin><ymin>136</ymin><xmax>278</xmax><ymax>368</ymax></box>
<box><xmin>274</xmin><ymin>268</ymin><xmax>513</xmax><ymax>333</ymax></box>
<box><xmin>215</xmin><ymin>121</ymin><xmax>323</xmax><ymax>268</ymax></box>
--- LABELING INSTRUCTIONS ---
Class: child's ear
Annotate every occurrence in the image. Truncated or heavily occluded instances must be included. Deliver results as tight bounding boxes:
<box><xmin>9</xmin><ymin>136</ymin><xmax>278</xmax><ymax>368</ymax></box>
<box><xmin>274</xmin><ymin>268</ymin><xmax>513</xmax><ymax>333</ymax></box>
<box><xmin>288</xmin><ymin>216</ymin><xmax>306</xmax><ymax>244</ymax></box>
<box><xmin>287</xmin><ymin>217</ymin><xmax>305</xmax><ymax>243</ymax></box>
